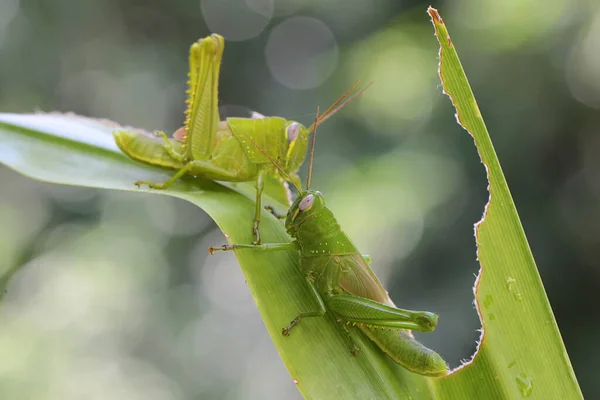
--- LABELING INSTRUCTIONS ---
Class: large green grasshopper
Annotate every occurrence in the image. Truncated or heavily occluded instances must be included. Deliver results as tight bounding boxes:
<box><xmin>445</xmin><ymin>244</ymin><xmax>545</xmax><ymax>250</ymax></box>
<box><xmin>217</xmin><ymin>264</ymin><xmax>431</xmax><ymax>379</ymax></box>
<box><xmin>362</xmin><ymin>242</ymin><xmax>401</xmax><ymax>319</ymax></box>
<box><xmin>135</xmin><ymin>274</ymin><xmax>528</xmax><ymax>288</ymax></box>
<box><xmin>113</xmin><ymin>34</ymin><xmax>363</xmax><ymax>244</ymax></box>
<box><xmin>209</xmin><ymin>111</ymin><xmax>449</xmax><ymax>377</ymax></box>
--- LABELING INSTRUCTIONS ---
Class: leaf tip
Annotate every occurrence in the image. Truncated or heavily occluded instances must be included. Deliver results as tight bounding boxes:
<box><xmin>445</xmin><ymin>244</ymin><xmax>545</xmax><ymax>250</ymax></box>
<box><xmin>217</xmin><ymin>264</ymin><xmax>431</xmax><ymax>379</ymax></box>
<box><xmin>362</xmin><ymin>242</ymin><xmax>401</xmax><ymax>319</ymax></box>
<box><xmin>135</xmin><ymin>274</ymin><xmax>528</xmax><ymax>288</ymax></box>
<box><xmin>427</xmin><ymin>6</ymin><xmax>442</xmax><ymax>24</ymax></box>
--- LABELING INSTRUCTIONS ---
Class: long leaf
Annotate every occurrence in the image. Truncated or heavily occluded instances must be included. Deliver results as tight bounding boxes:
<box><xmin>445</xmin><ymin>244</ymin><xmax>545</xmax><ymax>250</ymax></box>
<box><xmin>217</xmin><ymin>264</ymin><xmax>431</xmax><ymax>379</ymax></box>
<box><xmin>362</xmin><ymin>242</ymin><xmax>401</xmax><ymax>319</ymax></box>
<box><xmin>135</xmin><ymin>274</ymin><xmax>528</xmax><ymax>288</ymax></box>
<box><xmin>425</xmin><ymin>7</ymin><xmax>582</xmax><ymax>399</ymax></box>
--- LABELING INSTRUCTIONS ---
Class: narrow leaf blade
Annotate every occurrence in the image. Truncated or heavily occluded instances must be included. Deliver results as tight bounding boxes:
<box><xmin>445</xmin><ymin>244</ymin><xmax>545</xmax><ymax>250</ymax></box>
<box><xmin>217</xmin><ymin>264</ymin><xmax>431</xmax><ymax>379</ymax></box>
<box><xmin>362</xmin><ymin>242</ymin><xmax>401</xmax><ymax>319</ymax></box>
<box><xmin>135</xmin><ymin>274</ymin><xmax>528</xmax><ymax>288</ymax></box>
<box><xmin>427</xmin><ymin>7</ymin><xmax>583</xmax><ymax>399</ymax></box>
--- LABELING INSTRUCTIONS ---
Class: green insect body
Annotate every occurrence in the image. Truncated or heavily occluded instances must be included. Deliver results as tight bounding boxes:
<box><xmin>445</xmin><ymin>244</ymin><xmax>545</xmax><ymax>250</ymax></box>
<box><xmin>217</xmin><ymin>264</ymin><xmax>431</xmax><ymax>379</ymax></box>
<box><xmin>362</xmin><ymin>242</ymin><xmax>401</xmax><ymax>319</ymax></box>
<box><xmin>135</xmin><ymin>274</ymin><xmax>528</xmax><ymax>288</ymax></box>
<box><xmin>113</xmin><ymin>34</ymin><xmax>361</xmax><ymax>244</ymax></box>
<box><xmin>209</xmin><ymin>127</ymin><xmax>449</xmax><ymax>377</ymax></box>
<box><xmin>115</xmin><ymin>119</ymin><xmax>299</xmax><ymax>183</ymax></box>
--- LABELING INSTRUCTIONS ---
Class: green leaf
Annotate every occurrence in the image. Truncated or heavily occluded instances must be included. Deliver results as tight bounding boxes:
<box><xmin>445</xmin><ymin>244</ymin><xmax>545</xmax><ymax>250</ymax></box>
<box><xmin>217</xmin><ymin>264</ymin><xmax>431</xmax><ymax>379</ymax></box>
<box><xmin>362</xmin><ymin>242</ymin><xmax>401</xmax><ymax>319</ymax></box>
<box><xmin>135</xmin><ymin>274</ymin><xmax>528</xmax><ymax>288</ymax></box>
<box><xmin>0</xmin><ymin>112</ymin><xmax>438</xmax><ymax>399</ymax></box>
<box><xmin>426</xmin><ymin>7</ymin><xmax>582</xmax><ymax>399</ymax></box>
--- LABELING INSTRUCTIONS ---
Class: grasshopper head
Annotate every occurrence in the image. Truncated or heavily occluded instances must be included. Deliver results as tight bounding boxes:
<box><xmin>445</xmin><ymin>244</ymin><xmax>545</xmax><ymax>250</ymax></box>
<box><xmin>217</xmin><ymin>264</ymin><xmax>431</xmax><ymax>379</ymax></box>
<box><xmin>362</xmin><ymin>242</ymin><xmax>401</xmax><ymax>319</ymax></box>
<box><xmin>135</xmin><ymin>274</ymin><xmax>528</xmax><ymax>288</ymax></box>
<box><xmin>285</xmin><ymin>190</ymin><xmax>325</xmax><ymax>235</ymax></box>
<box><xmin>284</xmin><ymin>121</ymin><xmax>310</xmax><ymax>175</ymax></box>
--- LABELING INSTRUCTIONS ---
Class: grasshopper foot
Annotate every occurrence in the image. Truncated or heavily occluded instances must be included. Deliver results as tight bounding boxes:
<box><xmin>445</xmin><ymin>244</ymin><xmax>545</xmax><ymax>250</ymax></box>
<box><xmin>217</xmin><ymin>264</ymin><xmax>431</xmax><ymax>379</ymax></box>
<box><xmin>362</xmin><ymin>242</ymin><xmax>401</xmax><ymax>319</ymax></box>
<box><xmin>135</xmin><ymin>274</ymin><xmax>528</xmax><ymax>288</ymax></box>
<box><xmin>135</xmin><ymin>180</ymin><xmax>167</xmax><ymax>190</ymax></box>
<box><xmin>282</xmin><ymin>316</ymin><xmax>301</xmax><ymax>336</ymax></box>
<box><xmin>208</xmin><ymin>244</ymin><xmax>236</xmax><ymax>254</ymax></box>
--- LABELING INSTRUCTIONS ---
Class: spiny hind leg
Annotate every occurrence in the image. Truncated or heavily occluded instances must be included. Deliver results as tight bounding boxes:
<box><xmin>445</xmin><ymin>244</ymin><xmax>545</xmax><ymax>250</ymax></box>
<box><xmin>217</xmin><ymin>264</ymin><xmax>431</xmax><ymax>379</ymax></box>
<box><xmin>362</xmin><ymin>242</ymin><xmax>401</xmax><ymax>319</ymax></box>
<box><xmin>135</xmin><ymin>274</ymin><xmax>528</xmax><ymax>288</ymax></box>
<box><xmin>326</xmin><ymin>294</ymin><xmax>438</xmax><ymax>332</ymax></box>
<box><xmin>336</xmin><ymin>317</ymin><xmax>361</xmax><ymax>357</ymax></box>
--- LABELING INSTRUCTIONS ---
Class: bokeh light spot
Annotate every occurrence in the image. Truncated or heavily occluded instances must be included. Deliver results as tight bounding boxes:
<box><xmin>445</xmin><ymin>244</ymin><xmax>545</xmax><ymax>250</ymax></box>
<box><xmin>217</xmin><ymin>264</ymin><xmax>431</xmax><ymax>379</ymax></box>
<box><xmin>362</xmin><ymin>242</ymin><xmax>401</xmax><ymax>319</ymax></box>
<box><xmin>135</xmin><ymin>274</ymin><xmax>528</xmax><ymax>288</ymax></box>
<box><xmin>346</xmin><ymin>25</ymin><xmax>437</xmax><ymax>137</ymax></box>
<box><xmin>566</xmin><ymin>10</ymin><xmax>600</xmax><ymax>109</ymax></box>
<box><xmin>201</xmin><ymin>0</ymin><xmax>273</xmax><ymax>41</ymax></box>
<box><xmin>449</xmin><ymin>0</ymin><xmax>570</xmax><ymax>51</ymax></box>
<box><xmin>272</xmin><ymin>0</ymin><xmax>305</xmax><ymax>17</ymax></box>
<box><xmin>0</xmin><ymin>0</ymin><xmax>19</xmax><ymax>48</ymax></box>
<box><xmin>265</xmin><ymin>17</ymin><xmax>339</xmax><ymax>90</ymax></box>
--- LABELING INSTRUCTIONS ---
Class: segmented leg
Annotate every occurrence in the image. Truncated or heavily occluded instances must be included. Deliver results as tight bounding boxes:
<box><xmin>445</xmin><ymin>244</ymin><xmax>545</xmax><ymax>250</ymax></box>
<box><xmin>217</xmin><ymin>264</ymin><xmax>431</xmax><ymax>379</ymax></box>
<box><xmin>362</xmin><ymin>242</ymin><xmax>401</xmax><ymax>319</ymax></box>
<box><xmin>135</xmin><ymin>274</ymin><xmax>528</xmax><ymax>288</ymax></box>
<box><xmin>253</xmin><ymin>169</ymin><xmax>266</xmax><ymax>244</ymax></box>
<box><xmin>135</xmin><ymin>162</ymin><xmax>194</xmax><ymax>189</ymax></box>
<box><xmin>264</xmin><ymin>205</ymin><xmax>286</xmax><ymax>219</ymax></box>
<box><xmin>336</xmin><ymin>317</ymin><xmax>361</xmax><ymax>356</ymax></box>
<box><xmin>282</xmin><ymin>278</ymin><xmax>327</xmax><ymax>336</ymax></box>
<box><xmin>208</xmin><ymin>242</ymin><xmax>294</xmax><ymax>254</ymax></box>
<box><xmin>326</xmin><ymin>294</ymin><xmax>438</xmax><ymax>332</ymax></box>
<box><xmin>135</xmin><ymin>159</ymin><xmax>242</xmax><ymax>190</ymax></box>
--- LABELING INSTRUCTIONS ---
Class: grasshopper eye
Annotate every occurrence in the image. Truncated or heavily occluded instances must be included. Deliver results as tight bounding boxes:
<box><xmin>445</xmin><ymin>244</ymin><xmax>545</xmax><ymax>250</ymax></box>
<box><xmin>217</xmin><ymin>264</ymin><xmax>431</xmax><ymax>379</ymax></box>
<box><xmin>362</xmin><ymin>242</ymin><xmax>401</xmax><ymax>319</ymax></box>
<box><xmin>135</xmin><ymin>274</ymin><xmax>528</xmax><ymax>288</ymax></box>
<box><xmin>287</xmin><ymin>123</ymin><xmax>300</xmax><ymax>142</ymax></box>
<box><xmin>298</xmin><ymin>194</ymin><xmax>314</xmax><ymax>211</ymax></box>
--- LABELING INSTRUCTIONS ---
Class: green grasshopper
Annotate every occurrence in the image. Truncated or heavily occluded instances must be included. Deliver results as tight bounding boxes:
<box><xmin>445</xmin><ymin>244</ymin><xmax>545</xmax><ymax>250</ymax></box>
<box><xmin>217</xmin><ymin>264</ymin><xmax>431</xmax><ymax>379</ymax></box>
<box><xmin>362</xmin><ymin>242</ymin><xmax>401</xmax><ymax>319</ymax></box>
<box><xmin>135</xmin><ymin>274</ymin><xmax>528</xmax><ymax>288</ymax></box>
<box><xmin>209</xmin><ymin>109</ymin><xmax>449</xmax><ymax>377</ymax></box>
<box><xmin>113</xmin><ymin>34</ymin><xmax>365</xmax><ymax>244</ymax></box>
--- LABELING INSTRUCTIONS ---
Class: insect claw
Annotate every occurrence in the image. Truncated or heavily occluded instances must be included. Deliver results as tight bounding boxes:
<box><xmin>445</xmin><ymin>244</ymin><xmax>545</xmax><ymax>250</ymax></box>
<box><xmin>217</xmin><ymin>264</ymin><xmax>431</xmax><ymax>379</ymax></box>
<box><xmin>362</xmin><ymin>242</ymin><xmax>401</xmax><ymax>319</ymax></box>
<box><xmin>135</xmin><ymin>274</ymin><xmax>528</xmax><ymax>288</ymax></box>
<box><xmin>207</xmin><ymin>244</ymin><xmax>234</xmax><ymax>254</ymax></box>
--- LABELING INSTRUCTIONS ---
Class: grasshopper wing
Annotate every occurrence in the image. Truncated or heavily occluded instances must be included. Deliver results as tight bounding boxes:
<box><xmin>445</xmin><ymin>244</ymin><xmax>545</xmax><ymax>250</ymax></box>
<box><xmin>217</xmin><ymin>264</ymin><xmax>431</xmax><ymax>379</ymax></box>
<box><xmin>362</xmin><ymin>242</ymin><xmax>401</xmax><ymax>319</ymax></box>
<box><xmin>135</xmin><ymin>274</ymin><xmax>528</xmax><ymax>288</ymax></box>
<box><xmin>337</xmin><ymin>253</ymin><xmax>395</xmax><ymax>307</ymax></box>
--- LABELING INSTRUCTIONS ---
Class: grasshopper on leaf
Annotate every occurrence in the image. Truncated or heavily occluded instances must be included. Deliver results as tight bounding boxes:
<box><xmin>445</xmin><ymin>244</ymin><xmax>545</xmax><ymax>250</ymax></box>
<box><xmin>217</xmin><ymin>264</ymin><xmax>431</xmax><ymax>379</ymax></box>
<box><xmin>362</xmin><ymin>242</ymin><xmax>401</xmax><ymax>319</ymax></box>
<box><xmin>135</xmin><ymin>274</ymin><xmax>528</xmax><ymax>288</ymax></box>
<box><xmin>209</xmin><ymin>108</ymin><xmax>449</xmax><ymax>377</ymax></box>
<box><xmin>113</xmin><ymin>34</ymin><xmax>366</xmax><ymax>244</ymax></box>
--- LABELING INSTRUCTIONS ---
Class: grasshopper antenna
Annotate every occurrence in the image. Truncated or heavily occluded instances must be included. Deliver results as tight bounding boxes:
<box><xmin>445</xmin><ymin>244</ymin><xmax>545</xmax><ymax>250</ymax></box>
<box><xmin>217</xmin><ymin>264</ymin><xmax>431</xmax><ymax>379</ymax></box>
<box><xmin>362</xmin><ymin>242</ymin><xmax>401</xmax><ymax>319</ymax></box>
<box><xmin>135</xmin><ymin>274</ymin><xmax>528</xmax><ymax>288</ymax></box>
<box><xmin>306</xmin><ymin>81</ymin><xmax>373</xmax><ymax>133</ymax></box>
<box><xmin>306</xmin><ymin>106</ymin><xmax>320</xmax><ymax>190</ymax></box>
<box><xmin>241</xmin><ymin>132</ymin><xmax>302</xmax><ymax>193</ymax></box>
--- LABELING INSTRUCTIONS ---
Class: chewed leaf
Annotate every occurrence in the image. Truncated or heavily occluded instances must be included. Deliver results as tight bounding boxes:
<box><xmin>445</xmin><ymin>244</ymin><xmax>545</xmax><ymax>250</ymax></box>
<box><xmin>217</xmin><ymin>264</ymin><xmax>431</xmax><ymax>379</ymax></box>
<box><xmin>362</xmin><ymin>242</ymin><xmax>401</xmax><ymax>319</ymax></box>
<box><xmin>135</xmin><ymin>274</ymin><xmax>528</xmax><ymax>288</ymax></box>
<box><xmin>426</xmin><ymin>6</ymin><xmax>583</xmax><ymax>399</ymax></box>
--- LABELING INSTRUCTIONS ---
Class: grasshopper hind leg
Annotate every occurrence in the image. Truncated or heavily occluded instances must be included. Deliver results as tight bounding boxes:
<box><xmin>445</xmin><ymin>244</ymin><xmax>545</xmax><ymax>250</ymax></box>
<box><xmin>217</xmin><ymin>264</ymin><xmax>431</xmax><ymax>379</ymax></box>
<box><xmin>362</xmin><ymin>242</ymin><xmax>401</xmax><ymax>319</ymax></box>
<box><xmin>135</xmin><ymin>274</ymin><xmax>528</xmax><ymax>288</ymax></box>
<box><xmin>282</xmin><ymin>309</ymin><xmax>326</xmax><ymax>336</ymax></box>
<box><xmin>337</xmin><ymin>317</ymin><xmax>361</xmax><ymax>357</ymax></box>
<box><xmin>135</xmin><ymin>163</ymin><xmax>195</xmax><ymax>189</ymax></box>
<box><xmin>282</xmin><ymin>277</ymin><xmax>327</xmax><ymax>336</ymax></box>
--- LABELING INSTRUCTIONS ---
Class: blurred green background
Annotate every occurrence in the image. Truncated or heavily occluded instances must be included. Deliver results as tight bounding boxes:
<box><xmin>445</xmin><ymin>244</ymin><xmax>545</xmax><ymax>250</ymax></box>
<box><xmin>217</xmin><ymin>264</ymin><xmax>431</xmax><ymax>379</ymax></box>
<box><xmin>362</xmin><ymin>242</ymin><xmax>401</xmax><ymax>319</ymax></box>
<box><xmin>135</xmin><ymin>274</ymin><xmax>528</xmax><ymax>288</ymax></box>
<box><xmin>0</xmin><ymin>0</ymin><xmax>596</xmax><ymax>398</ymax></box>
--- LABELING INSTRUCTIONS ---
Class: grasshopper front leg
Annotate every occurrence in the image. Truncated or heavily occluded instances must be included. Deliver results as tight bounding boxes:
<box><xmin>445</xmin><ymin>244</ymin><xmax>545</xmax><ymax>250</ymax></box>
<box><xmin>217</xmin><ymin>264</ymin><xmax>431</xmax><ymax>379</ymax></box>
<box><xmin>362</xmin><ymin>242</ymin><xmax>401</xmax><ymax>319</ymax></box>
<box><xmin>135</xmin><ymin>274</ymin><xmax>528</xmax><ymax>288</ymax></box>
<box><xmin>264</xmin><ymin>205</ymin><xmax>286</xmax><ymax>219</ymax></box>
<box><xmin>208</xmin><ymin>240</ymin><xmax>329</xmax><ymax>336</ymax></box>
<box><xmin>253</xmin><ymin>169</ymin><xmax>266</xmax><ymax>244</ymax></box>
<box><xmin>208</xmin><ymin>241</ymin><xmax>295</xmax><ymax>254</ymax></box>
